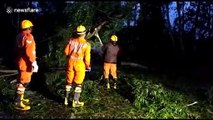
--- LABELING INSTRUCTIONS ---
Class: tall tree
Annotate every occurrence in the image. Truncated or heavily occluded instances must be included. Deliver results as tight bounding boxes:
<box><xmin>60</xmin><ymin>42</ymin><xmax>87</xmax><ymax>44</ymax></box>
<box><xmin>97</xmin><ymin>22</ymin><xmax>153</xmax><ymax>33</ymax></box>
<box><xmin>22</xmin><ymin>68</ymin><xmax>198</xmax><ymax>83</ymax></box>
<box><xmin>177</xmin><ymin>1</ymin><xmax>185</xmax><ymax>56</ymax></box>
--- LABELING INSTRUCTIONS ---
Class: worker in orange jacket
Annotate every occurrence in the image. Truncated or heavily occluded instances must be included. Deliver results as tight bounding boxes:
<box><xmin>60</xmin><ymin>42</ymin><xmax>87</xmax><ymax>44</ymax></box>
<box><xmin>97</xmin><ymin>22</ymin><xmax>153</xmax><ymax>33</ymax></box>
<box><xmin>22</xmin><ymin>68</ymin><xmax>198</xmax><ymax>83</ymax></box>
<box><xmin>64</xmin><ymin>25</ymin><xmax>91</xmax><ymax>107</ymax></box>
<box><xmin>102</xmin><ymin>35</ymin><xmax>120</xmax><ymax>89</ymax></box>
<box><xmin>15</xmin><ymin>20</ymin><xmax>39</xmax><ymax>111</ymax></box>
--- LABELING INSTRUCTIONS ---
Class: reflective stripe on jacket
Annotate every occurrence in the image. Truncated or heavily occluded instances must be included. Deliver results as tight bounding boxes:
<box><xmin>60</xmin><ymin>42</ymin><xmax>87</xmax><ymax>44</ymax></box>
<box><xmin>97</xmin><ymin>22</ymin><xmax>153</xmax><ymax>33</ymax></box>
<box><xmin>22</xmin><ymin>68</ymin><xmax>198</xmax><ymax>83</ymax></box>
<box><xmin>64</xmin><ymin>37</ymin><xmax>91</xmax><ymax>68</ymax></box>
<box><xmin>16</xmin><ymin>30</ymin><xmax>36</xmax><ymax>71</ymax></box>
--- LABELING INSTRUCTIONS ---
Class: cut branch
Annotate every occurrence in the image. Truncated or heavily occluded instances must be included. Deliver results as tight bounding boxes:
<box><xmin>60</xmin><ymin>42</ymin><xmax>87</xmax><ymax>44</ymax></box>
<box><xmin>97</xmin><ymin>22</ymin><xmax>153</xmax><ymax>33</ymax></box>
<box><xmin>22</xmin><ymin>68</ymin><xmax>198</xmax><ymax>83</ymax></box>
<box><xmin>183</xmin><ymin>101</ymin><xmax>198</xmax><ymax>107</ymax></box>
<box><xmin>86</xmin><ymin>21</ymin><xmax>108</xmax><ymax>40</ymax></box>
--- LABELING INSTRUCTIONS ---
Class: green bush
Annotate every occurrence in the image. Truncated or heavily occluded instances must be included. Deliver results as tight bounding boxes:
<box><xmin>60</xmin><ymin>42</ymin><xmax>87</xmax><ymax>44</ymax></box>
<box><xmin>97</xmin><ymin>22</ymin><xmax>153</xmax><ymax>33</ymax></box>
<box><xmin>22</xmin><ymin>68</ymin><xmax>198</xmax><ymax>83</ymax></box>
<box><xmin>119</xmin><ymin>73</ymin><xmax>199</xmax><ymax>119</ymax></box>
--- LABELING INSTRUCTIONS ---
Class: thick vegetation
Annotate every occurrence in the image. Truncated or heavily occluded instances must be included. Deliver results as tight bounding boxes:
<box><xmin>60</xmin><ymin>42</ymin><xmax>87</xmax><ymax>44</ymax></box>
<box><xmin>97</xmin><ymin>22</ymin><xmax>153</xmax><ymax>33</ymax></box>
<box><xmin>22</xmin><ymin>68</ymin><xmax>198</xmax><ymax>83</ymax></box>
<box><xmin>1</xmin><ymin>63</ymin><xmax>213</xmax><ymax>119</ymax></box>
<box><xmin>1</xmin><ymin>1</ymin><xmax>213</xmax><ymax>119</ymax></box>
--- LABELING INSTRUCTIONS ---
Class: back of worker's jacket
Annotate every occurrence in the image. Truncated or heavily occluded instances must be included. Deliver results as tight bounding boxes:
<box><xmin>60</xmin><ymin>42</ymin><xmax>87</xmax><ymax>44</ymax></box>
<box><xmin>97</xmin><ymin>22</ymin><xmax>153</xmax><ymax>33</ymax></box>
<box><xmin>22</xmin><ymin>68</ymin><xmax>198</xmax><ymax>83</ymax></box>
<box><xmin>102</xmin><ymin>42</ymin><xmax>120</xmax><ymax>63</ymax></box>
<box><xmin>16</xmin><ymin>31</ymin><xmax>36</xmax><ymax>72</ymax></box>
<box><xmin>64</xmin><ymin>37</ymin><xmax>91</xmax><ymax>68</ymax></box>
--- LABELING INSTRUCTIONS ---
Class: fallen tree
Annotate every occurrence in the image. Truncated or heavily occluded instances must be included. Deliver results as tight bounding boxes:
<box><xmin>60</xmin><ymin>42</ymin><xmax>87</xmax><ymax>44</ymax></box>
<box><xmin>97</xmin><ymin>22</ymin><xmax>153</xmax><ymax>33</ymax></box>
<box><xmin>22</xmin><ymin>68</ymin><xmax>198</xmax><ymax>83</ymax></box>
<box><xmin>0</xmin><ymin>70</ymin><xmax>18</xmax><ymax>78</ymax></box>
<box><xmin>120</xmin><ymin>61</ymin><xmax>149</xmax><ymax>70</ymax></box>
<box><xmin>0</xmin><ymin>70</ymin><xmax>18</xmax><ymax>73</ymax></box>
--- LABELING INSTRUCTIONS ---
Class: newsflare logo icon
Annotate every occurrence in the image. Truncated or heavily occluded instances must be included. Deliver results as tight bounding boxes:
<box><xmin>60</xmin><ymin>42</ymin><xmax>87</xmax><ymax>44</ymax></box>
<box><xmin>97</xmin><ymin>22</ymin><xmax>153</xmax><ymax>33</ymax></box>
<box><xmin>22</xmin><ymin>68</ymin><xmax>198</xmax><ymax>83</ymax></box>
<box><xmin>5</xmin><ymin>6</ymin><xmax>39</xmax><ymax>14</ymax></box>
<box><xmin>6</xmin><ymin>7</ymin><xmax>13</xmax><ymax>14</ymax></box>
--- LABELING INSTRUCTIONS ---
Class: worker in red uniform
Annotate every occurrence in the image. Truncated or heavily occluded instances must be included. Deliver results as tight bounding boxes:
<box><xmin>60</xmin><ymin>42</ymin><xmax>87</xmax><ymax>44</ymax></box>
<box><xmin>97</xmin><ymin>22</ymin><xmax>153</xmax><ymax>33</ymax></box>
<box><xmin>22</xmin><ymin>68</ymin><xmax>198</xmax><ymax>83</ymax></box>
<box><xmin>64</xmin><ymin>25</ymin><xmax>91</xmax><ymax>107</ymax></box>
<box><xmin>15</xmin><ymin>20</ymin><xmax>39</xmax><ymax>110</ymax></box>
<box><xmin>102</xmin><ymin>35</ymin><xmax>120</xmax><ymax>89</ymax></box>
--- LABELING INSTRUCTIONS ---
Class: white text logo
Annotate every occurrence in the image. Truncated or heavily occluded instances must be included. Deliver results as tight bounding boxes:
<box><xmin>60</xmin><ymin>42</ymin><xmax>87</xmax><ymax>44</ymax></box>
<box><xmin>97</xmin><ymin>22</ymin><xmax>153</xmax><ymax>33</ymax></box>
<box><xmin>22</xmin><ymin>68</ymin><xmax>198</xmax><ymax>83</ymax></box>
<box><xmin>6</xmin><ymin>6</ymin><xmax>39</xmax><ymax>14</ymax></box>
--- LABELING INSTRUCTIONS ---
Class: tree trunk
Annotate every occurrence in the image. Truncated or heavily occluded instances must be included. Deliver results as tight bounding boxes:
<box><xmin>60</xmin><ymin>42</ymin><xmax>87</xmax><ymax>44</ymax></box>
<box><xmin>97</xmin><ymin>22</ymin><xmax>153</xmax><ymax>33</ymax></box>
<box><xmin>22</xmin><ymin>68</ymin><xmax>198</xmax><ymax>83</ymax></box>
<box><xmin>177</xmin><ymin>1</ymin><xmax>185</xmax><ymax>56</ymax></box>
<box><xmin>194</xmin><ymin>2</ymin><xmax>200</xmax><ymax>39</ymax></box>
<box><xmin>165</xmin><ymin>2</ymin><xmax>176</xmax><ymax>49</ymax></box>
<box><xmin>208</xmin><ymin>1</ymin><xmax>212</xmax><ymax>38</ymax></box>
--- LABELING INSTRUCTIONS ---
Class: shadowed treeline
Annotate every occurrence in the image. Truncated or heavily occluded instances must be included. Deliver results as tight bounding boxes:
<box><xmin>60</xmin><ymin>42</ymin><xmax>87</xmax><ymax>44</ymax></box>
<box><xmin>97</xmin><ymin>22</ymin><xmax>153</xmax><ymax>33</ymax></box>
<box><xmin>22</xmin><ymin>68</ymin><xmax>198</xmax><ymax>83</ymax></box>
<box><xmin>0</xmin><ymin>0</ymin><xmax>213</xmax><ymax>99</ymax></box>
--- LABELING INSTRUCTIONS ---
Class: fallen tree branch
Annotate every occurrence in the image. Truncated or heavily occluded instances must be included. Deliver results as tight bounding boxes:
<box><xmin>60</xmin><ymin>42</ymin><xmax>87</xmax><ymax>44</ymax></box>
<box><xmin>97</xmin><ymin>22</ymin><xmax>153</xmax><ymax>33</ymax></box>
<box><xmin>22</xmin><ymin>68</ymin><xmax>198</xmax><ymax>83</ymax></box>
<box><xmin>120</xmin><ymin>61</ymin><xmax>149</xmax><ymax>69</ymax></box>
<box><xmin>183</xmin><ymin>101</ymin><xmax>198</xmax><ymax>107</ymax></box>
<box><xmin>0</xmin><ymin>70</ymin><xmax>18</xmax><ymax>73</ymax></box>
<box><xmin>86</xmin><ymin>21</ymin><xmax>108</xmax><ymax>40</ymax></box>
<box><xmin>10</xmin><ymin>79</ymin><xmax>17</xmax><ymax>84</ymax></box>
<box><xmin>207</xmin><ymin>109</ymin><xmax>213</xmax><ymax>115</ymax></box>
<box><xmin>0</xmin><ymin>73</ymin><xmax>18</xmax><ymax>78</ymax></box>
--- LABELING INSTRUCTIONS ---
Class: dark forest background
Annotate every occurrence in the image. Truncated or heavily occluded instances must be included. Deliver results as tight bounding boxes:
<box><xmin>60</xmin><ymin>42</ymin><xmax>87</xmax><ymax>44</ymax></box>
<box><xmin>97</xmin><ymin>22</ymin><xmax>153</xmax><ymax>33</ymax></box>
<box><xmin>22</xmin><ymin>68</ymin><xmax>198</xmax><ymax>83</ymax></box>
<box><xmin>1</xmin><ymin>1</ymin><xmax>213</xmax><ymax>69</ymax></box>
<box><xmin>1</xmin><ymin>0</ymin><xmax>213</xmax><ymax>119</ymax></box>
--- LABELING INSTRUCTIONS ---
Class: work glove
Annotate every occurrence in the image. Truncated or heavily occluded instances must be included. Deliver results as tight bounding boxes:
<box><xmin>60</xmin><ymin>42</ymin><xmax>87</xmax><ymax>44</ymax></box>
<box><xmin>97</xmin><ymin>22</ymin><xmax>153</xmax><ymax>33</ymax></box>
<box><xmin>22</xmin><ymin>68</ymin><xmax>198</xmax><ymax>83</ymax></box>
<box><xmin>32</xmin><ymin>61</ymin><xmax>39</xmax><ymax>73</ymax></box>
<box><xmin>86</xmin><ymin>66</ymin><xmax>91</xmax><ymax>72</ymax></box>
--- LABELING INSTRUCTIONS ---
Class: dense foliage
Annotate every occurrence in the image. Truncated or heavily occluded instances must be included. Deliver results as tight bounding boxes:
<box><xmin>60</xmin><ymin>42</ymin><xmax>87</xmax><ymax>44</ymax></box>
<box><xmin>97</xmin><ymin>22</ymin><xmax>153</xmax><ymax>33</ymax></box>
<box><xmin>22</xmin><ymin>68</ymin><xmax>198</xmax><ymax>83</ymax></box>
<box><xmin>1</xmin><ymin>1</ymin><xmax>213</xmax><ymax>119</ymax></box>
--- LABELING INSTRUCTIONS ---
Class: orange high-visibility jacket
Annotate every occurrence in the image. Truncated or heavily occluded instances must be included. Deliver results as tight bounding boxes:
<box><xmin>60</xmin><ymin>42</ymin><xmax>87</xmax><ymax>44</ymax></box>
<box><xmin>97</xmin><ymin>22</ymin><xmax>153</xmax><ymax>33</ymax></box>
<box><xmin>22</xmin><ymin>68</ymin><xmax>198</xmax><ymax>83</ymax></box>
<box><xmin>64</xmin><ymin>37</ymin><xmax>91</xmax><ymax>68</ymax></box>
<box><xmin>16</xmin><ymin>30</ymin><xmax>36</xmax><ymax>72</ymax></box>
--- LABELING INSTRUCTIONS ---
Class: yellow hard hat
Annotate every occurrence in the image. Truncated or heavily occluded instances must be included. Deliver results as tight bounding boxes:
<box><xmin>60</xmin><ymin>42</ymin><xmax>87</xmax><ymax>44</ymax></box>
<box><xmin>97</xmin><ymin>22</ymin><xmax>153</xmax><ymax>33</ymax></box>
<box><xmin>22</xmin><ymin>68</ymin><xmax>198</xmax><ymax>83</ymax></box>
<box><xmin>111</xmin><ymin>35</ymin><xmax>118</xmax><ymax>41</ymax></box>
<box><xmin>21</xmin><ymin>20</ymin><xmax>34</xmax><ymax>29</ymax></box>
<box><xmin>76</xmin><ymin>25</ymin><xmax>86</xmax><ymax>35</ymax></box>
